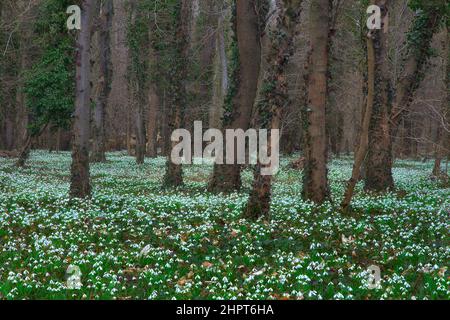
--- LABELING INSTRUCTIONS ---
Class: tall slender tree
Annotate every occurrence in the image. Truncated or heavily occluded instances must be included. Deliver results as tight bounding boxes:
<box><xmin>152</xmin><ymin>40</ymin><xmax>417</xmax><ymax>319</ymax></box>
<box><xmin>245</xmin><ymin>0</ymin><xmax>304</xmax><ymax>219</ymax></box>
<box><xmin>128</xmin><ymin>0</ymin><xmax>149</xmax><ymax>165</ymax></box>
<box><xmin>163</xmin><ymin>0</ymin><xmax>191</xmax><ymax>186</ymax></box>
<box><xmin>146</xmin><ymin>56</ymin><xmax>159</xmax><ymax>158</ymax></box>
<box><xmin>91</xmin><ymin>0</ymin><xmax>113</xmax><ymax>163</ymax></box>
<box><xmin>209</xmin><ymin>3</ymin><xmax>229</xmax><ymax>130</ymax></box>
<box><xmin>70</xmin><ymin>0</ymin><xmax>97</xmax><ymax>198</ymax></box>
<box><xmin>302</xmin><ymin>0</ymin><xmax>332</xmax><ymax>204</ymax></box>
<box><xmin>208</xmin><ymin>0</ymin><xmax>263</xmax><ymax>193</ymax></box>
<box><xmin>432</xmin><ymin>26</ymin><xmax>449</xmax><ymax>178</ymax></box>
<box><xmin>342</xmin><ymin>0</ymin><xmax>386</xmax><ymax>210</ymax></box>
<box><xmin>365</xmin><ymin>0</ymin><xmax>445</xmax><ymax>191</ymax></box>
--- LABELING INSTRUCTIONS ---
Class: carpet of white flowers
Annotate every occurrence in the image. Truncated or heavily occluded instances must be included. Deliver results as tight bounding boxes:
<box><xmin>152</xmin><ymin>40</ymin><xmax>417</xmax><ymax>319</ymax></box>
<box><xmin>0</xmin><ymin>151</ymin><xmax>448</xmax><ymax>300</ymax></box>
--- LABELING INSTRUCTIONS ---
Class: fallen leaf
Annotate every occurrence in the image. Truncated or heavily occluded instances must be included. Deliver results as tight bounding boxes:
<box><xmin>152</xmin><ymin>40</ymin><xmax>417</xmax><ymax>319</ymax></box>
<box><xmin>231</xmin><ymin>229</ymin><xmax>240</xmax><ymax>238</ymax></box>
<box><xmin>342</xmin><ymin>234</ymin><xmax>355</xmax><ymax>244</ymax></box>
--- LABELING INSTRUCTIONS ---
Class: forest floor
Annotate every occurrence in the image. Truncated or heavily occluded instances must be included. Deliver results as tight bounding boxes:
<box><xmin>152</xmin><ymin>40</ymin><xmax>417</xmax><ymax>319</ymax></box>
<box><xmin>0</xmin><ymin>151</ymin><xmax>448</xmax><ymax>300</ymax></box>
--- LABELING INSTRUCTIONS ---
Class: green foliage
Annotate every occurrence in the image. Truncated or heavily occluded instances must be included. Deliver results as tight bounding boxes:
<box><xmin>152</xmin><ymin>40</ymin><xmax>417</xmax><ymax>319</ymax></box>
<box><xmin>23</xmin><ymin>0</ymin><xmax>76</xmax><ymax>135</ymax></box>
<box><xmin>407</xmin><ymin>0</ymin><xmax>449</xmax><ymax>50</ymax></box>
<box><xmin>408</xmin><ymin>0</ymin><xmax>449</xmax><ymax>15</ymax></box>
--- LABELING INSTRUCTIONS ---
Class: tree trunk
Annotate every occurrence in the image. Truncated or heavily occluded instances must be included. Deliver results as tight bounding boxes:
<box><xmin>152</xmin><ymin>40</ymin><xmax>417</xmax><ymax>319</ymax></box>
<box><xmin>194</xmin><ymin>0</ymin><xmax>217</xmax><ymax>127</ymax></box>
<box><xmin>70</xmin><ymin>0</ymin><xmax>96</xmax><ymax>198</ymax></box>
<box><xmin>208</xmin><ymin>0</ymin><xmax>262</xmax><ymax>193</ymax></box>
<box><xmin>92</xmin><ymin>0</ymin><xmax>113</xmax><ymax>163</ymax></box>
<box><xmin>341</xmin><ymin>28</ymin><xmax>376</xmax><ymax>210</ymax></box>
<box><xmin>365</xmin><ymin>3</ymin><xmax>443</xmax><ymax>191</ymax></box>
<box><xmin>364</xmin><ymin>0</ymin><xmax>394</xmax><ymax>192</ymax></box>
<box><xmin>146</xmin><ymin>82</ymin><xmax>159</xmax><ymax>158</ymax></box>
<box><xmin>433</xmin><ymin>26</ymin><xmax>449</xmax><ymax>177</ymax></box>
<box><xmin>146</xmin><ymin>45</ymin><xmax>159</xmax><ymax>158</ymax></box>
<box><xmin>14</xmin><ymin>29</ymin><xmax>29</xmax><ymax>151</ymax></box>
<box><xmin>163</xmin><ymin>0</ymin><xmax>191</xmax><ymax>187</ymax></box>
<box><xmin>16</xmin><ymin>131</ymin><xmax>32</xmax><ymax>168</ymax></box>
<box><xmin>56</xmin><ymin>128</ymin><xmax>61</xmax><ymax>153</ymax></box>
<box><xmin>432</xmin><ymin>125</ymin><xmax>443</xmax><ymax>177</ymax></box>
<box><xmin>128</xmin><ymin>1</ymin><xmax>148</xmax><ymax>165</ymax></box>
<box><xmin>302</xmin><ymin>0</ymin><xmax>332</xmax><ymax>204</ymax></box>
<box><xmin>209</xmin><ymin>10</ymin><xmax>228</xmax><ymax>130</ymax></box>
<box><xmin>126</xmin><ymin>106</ymin><xmax>132</xmax><ymax>155</ymax></box>
<box><xmin>245</xmin><ymin>0</ymin><xmax>303</xmax><ymax>219</ymax></box>
<box><xmin>160</xmin><ymin>88</ymin><xmax>169</xmax><ymax>157</ymax></box>
<box><xmin>135</xmin><ymin>93</ymin><xmax>147</xmax><ymax>164</ymax></box>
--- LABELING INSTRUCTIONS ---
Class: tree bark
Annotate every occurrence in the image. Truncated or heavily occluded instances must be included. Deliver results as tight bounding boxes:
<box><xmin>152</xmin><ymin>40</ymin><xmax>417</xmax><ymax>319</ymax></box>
<box><xmin>209</xmin><ymin>9</ymin><xmax>228</xmax><ymax>130</ymax></box>
<box><xmin>128</xmin><ymin>1</ymin><xmax>148</xmax><ymax>165</ymax></box>
<box><xmin>163</xmin><ymin>0</ymin><xmax>191</xmax><ymax>187</ymax></box>
<box><xmin>146</xmin><ymin>82</ymin><xmax>159</xmax><ymax>158</ymax></box>
<box><xmin>135</xmin><ymin>92</ymin><xmax>147</xmax><ymax>164</ymax></box>
<box><xmin>70</xmin><ymin>0</ymin><xmax>97</xmax><ymax>198</ymax></box>
<box><xmin>302</xmin><ymin>0</ymin><xmax>332</xmax><ymax>204</ymax></box>
<box><xmin>146</xmin><ymin>45</ymin><xmax>159</xmax><ymax>158</ymax></box>
<box><xmin>14</xmin><ymin>23</ymin><xmax>29</xmax><ymax>151</ymax></box>
<box><xmin>91</xmin><ymin>0</ymin><xmax>113</xmax><ymax>163</ymax></box>
<box><xmin>208</xmin><ymin>0</ymin><xmax>262</xmax><ymax>193</ymax></box>
<box><xmin>433</xmin><ymin>26</ymin><xmax>449</xmax><ymax>177</ymax></box>
<box><xmin>16</xmin><ymin>130</ymin><xmax>32</xmax><ymax>168</ymax></box>
<box><xmin>245</xmin><ymin>0</ymin><xmax>304</xmax><ymax>219</ymax></box>
<box><xmin>195</xmin><ymin>0</ymin><xmax>217</xmax><ymax>127</ymax></box>
<box><xmin>365</xmin><ymin>2</ymin><xmax>443</xmax><ymax>191</ymax></box>
<box><xmin>341</xmin><ymin>28</ymin><xmax>376</xmax><ymax>210</ymax></box>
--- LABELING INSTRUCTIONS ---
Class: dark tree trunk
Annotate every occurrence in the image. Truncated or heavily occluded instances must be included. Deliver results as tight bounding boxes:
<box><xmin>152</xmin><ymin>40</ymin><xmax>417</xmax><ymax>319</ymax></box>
<box><xmin>16</xmin><ymin>132</ymin><xmax>32</xmax><ymax>168</ymax></box>
<box><xmin>92</xmin><ymin>0</ymin><xmax>113</xmax><ymax>163</ymax></box>
<box><xmin>163</xmin><ymin>0</ymin><xmax>191</xmax><ymax>187</ymax></box>
<box><xmin>341</xmin><ymin>25</ymin><xmax>377</xmax><ymax>210</ymax></box>
<box><xmin>146</xmin><ymin>82</ymin><xmax>159</xmax><ymax>158</ymax></box>
<box><xmin>209</xmin><ymin>0</ymin><xmax>262</xmax><ymax>193</ymax></box>
<box><xmin>302</xmin><ymin>0</ymin><xmax>332</xmax><ymax>204</ymax></box>
<box><xmin>14</xmin><ymin>25</ymin><xmax>30</xmax><ymax>151</ymax></box>
<box><xmin>70</xmin><ymin>0</ymin><xmax>97</xmax><ymax>198</ymax></box>
<box><xmin>146</xmin><ymin>45</ymin><xmax>159</xmax><ymax>158</ymax></box>
<box><xmin>365</xmin><ymin>3</ymin><xmax>443</xmax><ymax>191</ymax></box>
<box><xmin>245</xmin><ymin>0</ymin><xmax>304</xmax><ymax>219</ymax></box>
<box><xmin>160</xmin><ymin>89</ymin><xmax>169</xmax><ymax>157</ymax></box>
<box><xmin>128</xmin><ymin>1</ymin><xmax>148</xmax><ymax>165</ymax></box>
<box><xmin>364</xmin><ymin>0</ymin><xmax>394</xmax><ymax>192</ymax></box>
<box><xmin>209</xmin><ymin>8</ymin><xmax>228</xmax><ymax>130</ymax></box>
<box><xmin>195</xmin><ymin>0</ymin><xmax>218</xmax><ymax>127</ymax></box>
<box><xmin>135</xmin><ymin>98</ymin><xmax>147</xmax><ymax>164</ymax></box>
<box><xmin>433</xmin><ymin>26</ymin><xmax>449</xmax><ymax>178</ymax></box>
<box><xmin>432</xmin><ymin>125</ymin><xmax>443</xmax><ymax>177</ymax></box>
